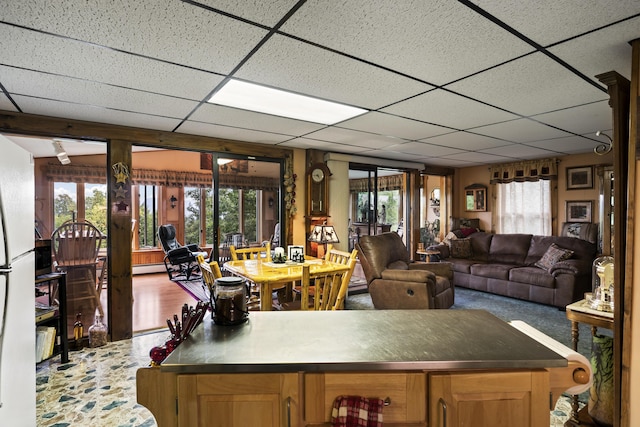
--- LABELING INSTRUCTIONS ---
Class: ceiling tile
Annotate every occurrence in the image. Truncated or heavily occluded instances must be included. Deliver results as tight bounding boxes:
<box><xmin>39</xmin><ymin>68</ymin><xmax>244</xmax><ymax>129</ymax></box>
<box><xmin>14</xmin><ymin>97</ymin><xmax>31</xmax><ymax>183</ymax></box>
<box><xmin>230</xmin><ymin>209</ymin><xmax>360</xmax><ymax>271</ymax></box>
<box><xmin>281</xmin><ymin>0</ymin><xmax>533</xmax><ymax>85</ymax></box>
<box><xmin>0</xmin><ymin>93</ymin><xmax>17</xmax><ymax>112</ymax></box>
<box><xmin>548</xmin><ymin>17</ymin><xmax>640</xmax><ymax>81</ymax></box>
<box><xmin>532</xmin><ymin>101</ymin><xmax>612</xmax><ymax>135</ymax></box>
<box><xmin>187</xmin><ymin>103</ymin><xmax>326</xmax><ymax>136</ymax></box>
<box><xmin>195</xmin><ymin>0</ymin><xmax>301</xmax><ymax>27</ymax></box>
<box><xmin>479</xmin><ymin>143</ymin><xmax>557</xmax><ymax>159</ymax></box>
<box><xmin>278</xmin><ymin>138</ymin><xmax>369</xmax><ymax>154</ymax></box>
<box><xmin>235</xmin><ymin>34</ymin><xmax>433</xmax><ymax>110</ymax></box>
<box><xmin>470</xmin><ymin>0</ymin><xmax>640</xmax><ymax>46</ymax></box>
<box><xmin>420</xmin><ymin>131</ymin><xmax>511</xmax><ymax>151</ymax></box>
<box><xmin>337</xmin><ymin>112</ymin><xmax>452</xmax><ymax>141</ymax></box>
<box><xmin>390</xmin><ymin>141</ymin><xmax>466</xmax><ymax>157</ymax></box>
<box><xmin>2</xmin><ymin>68</ymin><xmax>199</xmax><ymax>118</ymax></box>
<box><xmin>12</xmin><ymin>95</ymin><xmax>182</xmax><ymax>131</ymax></box>
<box><xmin>381</xmin><ymin>89</ymin><xmax>518</xmax><ymax>129</ymax></box>
<box><xmin>0</xmin><ymin>26</ymin><xmax>225</xmax><ymax>100</ymax></box>
<box><xmin>470</xmin><ymin>118</ymin><xmax>571</xmax><ymax>143</ymax></box>
<box><xmin>303</xmin><ymin>127</ymin><xmax>409</xmax><ymax>149</ymax></box>
<box><xmin>440</xmin><ymin>151</ymin><xmax>514</xmax><ymax>164</ymax></box>
<box><xmin>447</xmin><ymin>53</ymin><xmax>608</xmax><ymax>116</ymax></box>
<box><xmin>525</xmin><ymin>135</ymin><xmax>603</xmax><ymax>154</ymax></box>
<box><xmin>3</xmin><ymin>1</ymin><xmax>268</xmax><ymax>74</ymax></box>
<box><xmin>179</xmin><ymin>121</ymin><xmax>292</xmax><ymax>145</ymax></box>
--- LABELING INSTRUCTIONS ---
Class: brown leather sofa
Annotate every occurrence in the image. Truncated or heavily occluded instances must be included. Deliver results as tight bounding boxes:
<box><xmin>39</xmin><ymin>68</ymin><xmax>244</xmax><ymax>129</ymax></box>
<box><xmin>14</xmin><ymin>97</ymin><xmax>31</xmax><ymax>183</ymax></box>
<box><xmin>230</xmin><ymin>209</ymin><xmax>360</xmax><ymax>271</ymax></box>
<box><xmin>429</xmin><ymin>232</ymin><xmax>597</xmax><ymax>308</ymax></box>
<box><xmin>356</xmin><ymin>232</ymin><xmax>454</xmax><ymax>309</ymax></box>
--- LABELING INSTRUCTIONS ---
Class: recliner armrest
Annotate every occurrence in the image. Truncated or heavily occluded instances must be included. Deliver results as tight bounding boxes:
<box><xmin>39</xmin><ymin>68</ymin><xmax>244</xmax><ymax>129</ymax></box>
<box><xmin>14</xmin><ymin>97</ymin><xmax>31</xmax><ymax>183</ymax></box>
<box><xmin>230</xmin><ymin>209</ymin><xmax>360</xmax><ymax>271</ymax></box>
<box><xmin>381</xmin><ymin>269</ymin><xmax>435</xmax><ymax>283</ymax></box>
<box><xmin>409</xmin><ymin>262</ymin><xmax>453</xmax><ymax>280</ymax></box>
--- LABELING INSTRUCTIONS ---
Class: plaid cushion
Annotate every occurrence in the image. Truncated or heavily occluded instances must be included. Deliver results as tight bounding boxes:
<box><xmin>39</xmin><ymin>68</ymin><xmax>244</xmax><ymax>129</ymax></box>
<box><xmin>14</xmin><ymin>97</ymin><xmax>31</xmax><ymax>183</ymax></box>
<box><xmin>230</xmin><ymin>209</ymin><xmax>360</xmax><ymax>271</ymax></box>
<box><xmin>331</xmin><ymin>395</ymin><xmax>384</xmax><ymax>427</ymax></box>
<box><xmin>534</xmin><ymin>243</ymin><xmax>574</xmax><ymax>271</ymax></box>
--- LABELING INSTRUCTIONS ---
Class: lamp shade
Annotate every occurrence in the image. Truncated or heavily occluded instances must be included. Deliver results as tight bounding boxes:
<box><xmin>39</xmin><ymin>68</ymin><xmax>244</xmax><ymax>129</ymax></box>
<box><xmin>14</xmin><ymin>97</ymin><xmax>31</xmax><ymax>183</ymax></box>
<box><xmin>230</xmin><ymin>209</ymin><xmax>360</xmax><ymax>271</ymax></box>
<box><xmin>308</xmin><ymin>224</ymin><xmax>339</xmax><ymax>244</ymax></box>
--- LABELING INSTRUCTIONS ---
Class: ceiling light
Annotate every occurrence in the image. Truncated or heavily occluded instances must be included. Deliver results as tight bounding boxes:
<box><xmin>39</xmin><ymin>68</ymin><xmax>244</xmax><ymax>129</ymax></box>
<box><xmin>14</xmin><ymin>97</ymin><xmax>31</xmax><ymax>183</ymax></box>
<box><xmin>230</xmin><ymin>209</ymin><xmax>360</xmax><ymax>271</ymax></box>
<box><xmin>208</xmin><ymin>79</ymin><xmax>367</xmax><ymax>125</ymax></box>
<box><xmin>217</xmin><ymin>158</ymin><xmax>233</xmax><ymax>165</ymax></box>
<box><xmin>52</xmin><ymin>140</ymin><xmax>71</xmax><ymax>165</ymax></box>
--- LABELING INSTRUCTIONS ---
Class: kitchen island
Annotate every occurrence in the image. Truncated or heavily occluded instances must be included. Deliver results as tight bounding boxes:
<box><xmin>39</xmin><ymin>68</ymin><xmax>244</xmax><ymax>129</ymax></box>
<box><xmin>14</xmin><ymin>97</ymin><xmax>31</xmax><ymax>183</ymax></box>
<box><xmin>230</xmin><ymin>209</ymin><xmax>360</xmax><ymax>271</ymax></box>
<box><xmin>137</xmin><ymin>310</ymin><xmax>588</xmax><ymax>427</ymax></box>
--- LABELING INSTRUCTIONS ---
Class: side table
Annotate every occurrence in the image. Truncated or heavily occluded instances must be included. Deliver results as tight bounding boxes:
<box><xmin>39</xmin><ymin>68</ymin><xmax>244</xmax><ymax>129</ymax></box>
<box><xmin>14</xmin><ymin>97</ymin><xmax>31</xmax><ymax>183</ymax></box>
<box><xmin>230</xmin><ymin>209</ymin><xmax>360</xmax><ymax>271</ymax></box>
<box><xmin>416</xmin><ymin>249</ymin><xmax>440</xmax><ymax>262</ymax></box>
<box><xmin>564</xmin><ymin>299</ymin><xmax>614</xmax><ymax>427</ymax></box>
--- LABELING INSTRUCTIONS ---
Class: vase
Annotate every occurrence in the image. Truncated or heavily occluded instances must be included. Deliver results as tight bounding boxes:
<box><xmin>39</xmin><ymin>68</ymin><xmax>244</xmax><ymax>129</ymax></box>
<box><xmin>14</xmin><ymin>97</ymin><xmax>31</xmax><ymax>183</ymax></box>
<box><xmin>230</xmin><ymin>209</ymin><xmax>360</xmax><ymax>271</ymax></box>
<box><xmin>588</xmin><ymin>334</ymin><xmax>614</xmax><ymax>427</ymax></box>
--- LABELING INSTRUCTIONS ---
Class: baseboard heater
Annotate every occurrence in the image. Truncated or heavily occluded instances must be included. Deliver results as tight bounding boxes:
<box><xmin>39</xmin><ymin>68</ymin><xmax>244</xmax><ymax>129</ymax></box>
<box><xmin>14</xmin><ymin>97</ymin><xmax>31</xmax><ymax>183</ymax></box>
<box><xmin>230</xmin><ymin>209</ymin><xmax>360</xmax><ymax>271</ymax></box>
<box><xmin>133</xmin><ymin>264</ymin><xmax>165</xmax><ymax>275</ymax></box>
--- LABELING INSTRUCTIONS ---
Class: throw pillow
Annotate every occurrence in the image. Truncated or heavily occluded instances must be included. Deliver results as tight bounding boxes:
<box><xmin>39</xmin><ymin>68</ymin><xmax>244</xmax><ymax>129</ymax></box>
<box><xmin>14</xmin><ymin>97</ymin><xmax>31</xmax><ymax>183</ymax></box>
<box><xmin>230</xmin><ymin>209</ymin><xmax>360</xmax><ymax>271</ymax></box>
<box><xmin>534</xmin><ymin>243</ymin><xmax>574</xmax><ymax>271</ymax></box>
<box><xmin>459</xmin><ymin>227</ymin><xmax>478</xmax><ymax>237</ymax></box>
<box><xmin>450</xmin><ymin>238</ymin><xmax>473</xmax><ymax>259</ymax></box>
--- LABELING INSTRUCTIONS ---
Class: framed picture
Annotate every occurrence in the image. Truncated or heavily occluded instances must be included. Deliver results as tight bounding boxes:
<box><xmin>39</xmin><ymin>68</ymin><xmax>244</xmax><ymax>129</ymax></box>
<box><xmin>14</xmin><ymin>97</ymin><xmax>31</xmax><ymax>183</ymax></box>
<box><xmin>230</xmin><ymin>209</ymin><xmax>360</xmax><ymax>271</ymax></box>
<box><xmin>465</xmin><ymin>184</ymin><xmax>487</xmax><ymax>212</ymax></box>
<box><xmin>566</xmin><ymin>200</ymin><xmax>593</xmax><ymax>223</ymax></box>
<box><xmin>287</xmin><ymin>245</ymin><xmax>305</xmax><ymax>263</ymax></box>
<box><xmin>566</xmin><ymin>166</ymin><xmax>593</xmax><ymax>190</ymax></box>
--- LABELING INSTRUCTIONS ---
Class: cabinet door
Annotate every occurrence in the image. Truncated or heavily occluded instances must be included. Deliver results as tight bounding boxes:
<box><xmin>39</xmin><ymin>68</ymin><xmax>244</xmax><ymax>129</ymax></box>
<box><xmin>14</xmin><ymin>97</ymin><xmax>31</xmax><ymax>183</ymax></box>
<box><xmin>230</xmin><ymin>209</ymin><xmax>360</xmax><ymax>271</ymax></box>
<box><xmin>177</xmin><ymin>373</ymin><xmax>299</xmax><ymax>427</ymax></box>
<box><xmin>429</xmin><ymin>370</ymin><xmax>549</xmax><ymax>427</ymax></box>
<box><xmin>304</xmin><ymin>372</ymin><xmax>426</xmax><ymax>425</ymax></box>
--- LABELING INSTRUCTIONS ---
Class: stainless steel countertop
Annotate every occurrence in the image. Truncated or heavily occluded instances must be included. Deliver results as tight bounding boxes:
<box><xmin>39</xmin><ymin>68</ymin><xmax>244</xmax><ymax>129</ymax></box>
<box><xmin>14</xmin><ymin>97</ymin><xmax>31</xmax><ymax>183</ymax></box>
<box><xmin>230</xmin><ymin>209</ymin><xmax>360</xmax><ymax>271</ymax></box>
<box><xmin>160</xmin><ymin>310</ymin><xmax>567</xmax><ymax>374</ymax></box>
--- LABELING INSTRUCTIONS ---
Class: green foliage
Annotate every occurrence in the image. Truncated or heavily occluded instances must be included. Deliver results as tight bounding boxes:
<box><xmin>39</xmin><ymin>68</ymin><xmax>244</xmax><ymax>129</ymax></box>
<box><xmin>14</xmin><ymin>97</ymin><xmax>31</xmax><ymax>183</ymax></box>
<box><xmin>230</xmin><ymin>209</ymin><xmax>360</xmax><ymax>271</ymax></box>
<box><xmin>54</xmin><ymin>193</ymin><xmax>76</xmax><ymax>229</ymax></box>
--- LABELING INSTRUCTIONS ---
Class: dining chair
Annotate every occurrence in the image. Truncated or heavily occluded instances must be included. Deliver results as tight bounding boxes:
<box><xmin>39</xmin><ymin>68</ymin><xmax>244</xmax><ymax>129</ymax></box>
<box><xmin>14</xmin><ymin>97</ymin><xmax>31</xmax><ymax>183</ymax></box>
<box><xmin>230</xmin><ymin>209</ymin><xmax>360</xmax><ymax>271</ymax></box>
<box><xmin>302</xmin><ymin>256</ymin><xmax>357</xmax><ymax>310</ymax></box>
<box><xmin>230</xmin><ymin>242</ymin><xmax>272</xmax><ymax>262</ymax></box>
<box><xmin>51</xmin><ymin>220</ymin><xmax>105</xmax><ymax>320</ymax></box>
<box><xmin>197</xmin><ymin>254</ymin><xmax>222</xmax><ymax>300</ymax></box>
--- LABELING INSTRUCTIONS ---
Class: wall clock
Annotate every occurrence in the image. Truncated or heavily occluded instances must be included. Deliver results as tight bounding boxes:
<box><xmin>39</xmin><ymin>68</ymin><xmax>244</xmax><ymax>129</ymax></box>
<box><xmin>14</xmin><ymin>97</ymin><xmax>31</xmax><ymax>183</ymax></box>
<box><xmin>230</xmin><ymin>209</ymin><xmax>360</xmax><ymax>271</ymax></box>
<box><xmin>307</xmin><ymin>162</ymin><xmax>330</xmax><ymax>216</ymax></box>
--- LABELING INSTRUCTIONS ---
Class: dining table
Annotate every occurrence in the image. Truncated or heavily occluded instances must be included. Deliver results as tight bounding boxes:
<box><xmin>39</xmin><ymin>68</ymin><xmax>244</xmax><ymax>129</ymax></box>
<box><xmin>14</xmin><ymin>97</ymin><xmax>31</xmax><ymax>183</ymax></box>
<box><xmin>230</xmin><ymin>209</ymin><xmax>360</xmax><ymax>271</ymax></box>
<box><xmin>223</xmin><ymin>257</ymin><xmax>350</xmax><ymax>311</ymax></box>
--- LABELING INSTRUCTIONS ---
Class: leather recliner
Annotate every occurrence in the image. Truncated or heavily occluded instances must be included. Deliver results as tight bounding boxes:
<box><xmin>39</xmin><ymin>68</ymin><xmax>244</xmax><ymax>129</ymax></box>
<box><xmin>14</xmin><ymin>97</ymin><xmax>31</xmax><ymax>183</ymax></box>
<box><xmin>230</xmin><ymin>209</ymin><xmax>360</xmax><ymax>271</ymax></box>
<box><xmin>356</xmin><ymin>232</ymin><xmax>454</xmax><ymax>309</ymax></box>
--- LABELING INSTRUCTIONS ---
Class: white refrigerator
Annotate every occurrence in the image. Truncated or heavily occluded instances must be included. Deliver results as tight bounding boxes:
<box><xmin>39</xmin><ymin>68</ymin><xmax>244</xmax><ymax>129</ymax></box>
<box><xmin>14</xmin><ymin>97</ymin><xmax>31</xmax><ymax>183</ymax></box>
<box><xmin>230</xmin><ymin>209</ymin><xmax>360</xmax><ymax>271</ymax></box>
<box><xmin>0</xmin><ymin>134</ymin><xmax>36</xmax><ymax>425</ymax></box>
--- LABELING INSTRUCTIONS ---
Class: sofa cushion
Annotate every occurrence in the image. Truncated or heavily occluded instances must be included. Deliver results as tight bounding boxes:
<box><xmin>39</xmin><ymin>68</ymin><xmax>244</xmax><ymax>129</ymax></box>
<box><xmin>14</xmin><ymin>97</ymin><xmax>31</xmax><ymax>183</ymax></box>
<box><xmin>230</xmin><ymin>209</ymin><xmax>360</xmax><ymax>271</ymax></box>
<box><xmin>468</xmin><ymin>232</ymin><xmax>493</xmax><ymax>262</ymax></box>
<box><xmin>509</xmin><ymin>266</ymin><xmax>556</xmax><ymax>288</ymax></box>
<box><xmin>489</xmin><ymin>234</ymin><xmax>532</xmax><ymax>265</ymax></box>
<box><xmin>526</xmin><ymin>235</ymin><xmax>596</xmax><ymax>265</ymax></box>
<box><xmin>470</xmin><ymin>263</ymin><xmax>512</xmax><ymax>280</ymax></box>
<box><xmin>449</xmin><ymin>258</ymin><xmax>477</xmax><ymax>274</ymax></box>
<box><xmin>450</xmin><ymin>239</ymin><xmax>473</xmax><ymax>258</ymax></box>
<box><xmin>534</xmin><ymin>243</ymin><xmax>574</xmax><ymax>271</ymax></box>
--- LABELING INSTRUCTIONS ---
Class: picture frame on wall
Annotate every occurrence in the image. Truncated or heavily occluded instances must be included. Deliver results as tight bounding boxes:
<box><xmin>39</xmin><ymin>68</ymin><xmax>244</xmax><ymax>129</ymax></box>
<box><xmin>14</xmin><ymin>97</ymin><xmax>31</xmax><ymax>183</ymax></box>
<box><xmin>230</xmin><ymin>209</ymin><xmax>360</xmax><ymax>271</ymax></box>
<box><xmin>566</xmin><ymin>200</ymin><xmax>593</xmax><ymax>223</ymax></box>
<box><xmin>287</xmin><ymin>245</ymin><xmax>305</xmax><ymax>263</ymax></box>
<box><xmin>566</xmin><ymin>166</ymin><xmax>593</xmax><ymax>190</ymax></box>
<box><xmin>464</xmin><ymin>184</ymin><xmax>487</xmax><ymax>212</ymax></box>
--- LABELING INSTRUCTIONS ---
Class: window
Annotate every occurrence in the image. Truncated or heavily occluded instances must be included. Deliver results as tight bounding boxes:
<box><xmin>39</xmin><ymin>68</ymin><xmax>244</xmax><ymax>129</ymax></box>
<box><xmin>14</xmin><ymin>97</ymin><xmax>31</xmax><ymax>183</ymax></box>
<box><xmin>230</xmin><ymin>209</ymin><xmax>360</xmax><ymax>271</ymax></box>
<box><xmin>137</xmin><ymin>185</ymin><xmax>158</xmax><ymax>248</ymax></box>
<box><xmin>84</xmin><ymin>183</ymin><xmax>107</xmax><ymax>237</ymax></box>
<box><xmin>496</xmin><ymin>180</ymin><xmax>551</xmax><ymax>235</ymax></box>
<box><xmin>53</xmin><ymin>182</ymin><xmax>77</xmax><ymax>229</ymax></box>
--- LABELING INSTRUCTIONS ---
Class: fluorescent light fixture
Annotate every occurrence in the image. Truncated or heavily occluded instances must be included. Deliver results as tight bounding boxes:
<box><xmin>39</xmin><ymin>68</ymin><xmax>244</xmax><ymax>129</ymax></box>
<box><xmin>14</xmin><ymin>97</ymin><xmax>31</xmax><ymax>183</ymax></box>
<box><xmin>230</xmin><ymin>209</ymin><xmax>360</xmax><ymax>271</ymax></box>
<box><xmin>208</xmin><ymin>79</ymin><xmax>367</xmax><ymax>125</ymax></box>
<box><xmin>217</xmin><ymin>158</ymin><xmax>233</xmax><ymax>165</ymax></box>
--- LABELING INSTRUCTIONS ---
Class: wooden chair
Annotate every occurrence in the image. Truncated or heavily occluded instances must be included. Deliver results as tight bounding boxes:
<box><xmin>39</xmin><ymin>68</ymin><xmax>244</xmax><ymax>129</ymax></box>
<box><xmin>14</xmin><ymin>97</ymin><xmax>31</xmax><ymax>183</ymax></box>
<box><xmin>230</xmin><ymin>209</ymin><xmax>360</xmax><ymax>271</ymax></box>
<box><xmin>197</xmin><ymin>254</ymin><xmax>222</xmax><ymax>301</ymax></box>
<box><xmin>230</xmin><ymin>242</ymin><xmax>272</xmax><ymax>262</ymax></box>
<box><xmin>51</xmin><ymin>220</ymin><xmax>105</xmax><ymax>319</ymax></box>
<box><xmin>300</xmin><ymin>257</ymin><xmax>357</xmax><ymax>311</ymax></box>
<box><xmin>325</xmin><ymin>245</ymin><xmax>358</xmax><ymax>265</ymax></box>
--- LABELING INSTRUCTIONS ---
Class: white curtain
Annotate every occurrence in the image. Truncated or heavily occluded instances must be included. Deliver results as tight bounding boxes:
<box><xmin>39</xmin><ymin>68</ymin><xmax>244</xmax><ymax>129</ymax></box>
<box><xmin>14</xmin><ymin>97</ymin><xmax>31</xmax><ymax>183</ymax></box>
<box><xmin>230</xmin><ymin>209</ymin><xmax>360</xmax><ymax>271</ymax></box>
<box><xmin>496</xmin><ymin>180</ymin><xmax>552</xmax><ymax>235</ymax></box>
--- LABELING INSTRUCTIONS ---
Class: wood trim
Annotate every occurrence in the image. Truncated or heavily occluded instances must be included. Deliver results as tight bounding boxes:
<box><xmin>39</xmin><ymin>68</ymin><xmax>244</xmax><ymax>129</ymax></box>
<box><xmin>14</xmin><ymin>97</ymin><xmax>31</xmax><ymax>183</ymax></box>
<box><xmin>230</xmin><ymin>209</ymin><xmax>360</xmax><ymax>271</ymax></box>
<box><xmin>596</xmin><ymin>69</ymin><xmax>631</xmax><ymax>427</ymax></box>
<box><xmin>0</xmin><ymin>110</ymin><xmax>292</xmax><ymax>159</ymax></box>
<box><xmin>622</xmin><ymin>38</ymin><xmax>640</xmax><ymax>427</ymax></box>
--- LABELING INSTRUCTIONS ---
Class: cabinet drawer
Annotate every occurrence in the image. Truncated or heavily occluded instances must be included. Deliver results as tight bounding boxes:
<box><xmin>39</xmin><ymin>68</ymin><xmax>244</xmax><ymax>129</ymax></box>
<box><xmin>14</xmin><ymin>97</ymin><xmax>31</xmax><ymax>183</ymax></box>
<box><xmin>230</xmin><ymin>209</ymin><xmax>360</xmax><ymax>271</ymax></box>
<box><xmin>304</xmin><ymin>372</ymin><xmax>425</xmax><ymax>424</ymax></box>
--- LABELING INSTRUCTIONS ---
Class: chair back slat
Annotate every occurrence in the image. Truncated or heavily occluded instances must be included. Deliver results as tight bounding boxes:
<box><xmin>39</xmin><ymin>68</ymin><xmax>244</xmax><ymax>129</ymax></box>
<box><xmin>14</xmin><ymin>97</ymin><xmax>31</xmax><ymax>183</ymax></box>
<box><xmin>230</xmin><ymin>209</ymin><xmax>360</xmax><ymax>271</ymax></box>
<box><xmin>197</xmin><ymin>254</ymin><xmax>222</xmax><ymax>292</ymax></box>
<box><xmin>300</xmin><ymin>256</ymin><xmax>357</xmax><ymax>311</ymax></box>
<box><xmin>230</xmin><ymin>242</ymin><xmax>272</xmax><ymax>262</ymax></box>
<box><xmin>51</xmin><ymin>220</ymin><xmax>104</xmax><ymax>268</ymax></box>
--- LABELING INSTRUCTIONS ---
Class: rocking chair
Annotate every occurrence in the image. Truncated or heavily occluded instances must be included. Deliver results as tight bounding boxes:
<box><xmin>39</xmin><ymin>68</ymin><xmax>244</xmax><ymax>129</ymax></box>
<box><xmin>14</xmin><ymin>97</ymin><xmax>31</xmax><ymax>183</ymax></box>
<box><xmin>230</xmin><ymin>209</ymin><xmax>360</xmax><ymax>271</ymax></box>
<box><xmin>158</xmin><ymin>224</ymin><xmax>207</xmax><ymax>282</ymax></box>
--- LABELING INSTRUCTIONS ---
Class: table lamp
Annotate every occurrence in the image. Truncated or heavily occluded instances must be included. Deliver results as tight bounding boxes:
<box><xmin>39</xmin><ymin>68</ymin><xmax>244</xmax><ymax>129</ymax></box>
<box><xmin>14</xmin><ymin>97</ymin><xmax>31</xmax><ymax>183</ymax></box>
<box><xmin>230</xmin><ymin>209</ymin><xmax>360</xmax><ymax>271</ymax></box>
<box><xmin>308</xmin><ymin>222</ymin><xmax>339</xmax><ymax>258</ymax></box>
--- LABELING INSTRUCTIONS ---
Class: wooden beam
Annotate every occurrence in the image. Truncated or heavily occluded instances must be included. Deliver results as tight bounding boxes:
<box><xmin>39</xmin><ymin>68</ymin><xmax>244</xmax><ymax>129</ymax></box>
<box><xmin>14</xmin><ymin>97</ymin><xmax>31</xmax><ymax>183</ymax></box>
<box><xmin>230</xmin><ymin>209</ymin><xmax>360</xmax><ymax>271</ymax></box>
<box><xmin>0</xmin><ymin>110</ymin><xmax>291</xmax><ymax>159</ymax></box>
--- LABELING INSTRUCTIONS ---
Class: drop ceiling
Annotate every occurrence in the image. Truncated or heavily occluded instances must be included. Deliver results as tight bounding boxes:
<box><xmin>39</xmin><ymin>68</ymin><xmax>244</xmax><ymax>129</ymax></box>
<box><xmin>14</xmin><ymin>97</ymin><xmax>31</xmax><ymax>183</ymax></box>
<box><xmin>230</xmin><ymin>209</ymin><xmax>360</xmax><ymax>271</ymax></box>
<box><xmin>1</xmin><ymin>1</ymin><xmax>638</xmax><ymax>167</ymax></box>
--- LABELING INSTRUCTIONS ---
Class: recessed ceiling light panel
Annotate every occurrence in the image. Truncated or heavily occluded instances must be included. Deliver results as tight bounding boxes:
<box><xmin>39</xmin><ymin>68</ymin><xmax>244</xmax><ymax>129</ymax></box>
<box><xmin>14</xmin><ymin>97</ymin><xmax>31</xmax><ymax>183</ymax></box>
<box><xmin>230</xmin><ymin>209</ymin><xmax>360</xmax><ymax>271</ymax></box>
<box><xmin>208</xmin><ymin>79</ymin><xmax>367</xmax><ymax>125</ymax></box>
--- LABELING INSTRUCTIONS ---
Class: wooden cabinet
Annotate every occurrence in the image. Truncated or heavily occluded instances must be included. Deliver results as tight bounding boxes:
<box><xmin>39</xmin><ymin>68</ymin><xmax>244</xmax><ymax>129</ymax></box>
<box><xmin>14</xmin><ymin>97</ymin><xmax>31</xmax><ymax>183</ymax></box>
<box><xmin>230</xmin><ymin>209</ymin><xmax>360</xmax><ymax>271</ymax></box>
<box><xmin>176</xmin><ymin>373</ymin><xmax>299</xmax><ymax>427</ymax></box>
<box><xmin>35</xmin><ymin>272</ymin><xmax>69</xmax><ymax>364</ymax></box>
<box><xmin>428</xmin><ymin>370</ymin><xmax>549</xmax><ymax>427</ymax></box>
<box><xmin>304</xmin><ymin>372</ymin><xmax>425</xmax><ymax>426</ymax></box>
